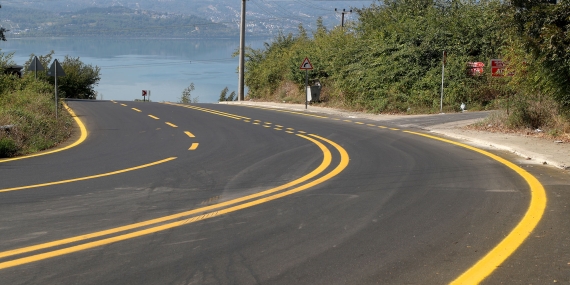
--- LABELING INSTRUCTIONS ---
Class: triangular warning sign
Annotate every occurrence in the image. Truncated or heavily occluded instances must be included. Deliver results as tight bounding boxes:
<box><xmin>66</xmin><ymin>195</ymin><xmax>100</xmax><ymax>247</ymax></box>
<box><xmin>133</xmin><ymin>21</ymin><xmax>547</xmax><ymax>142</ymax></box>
<box><xmin>48</xmin><ymin>59</ymin><xmax>66</xmax><ymax>77</ymax></box>
<box><xmin>28</xmin><ymin>56</ymin><xmax>45</xmax><ymax>72</ymax></box>
<box><xmin>300</xmin><ymin>57</ymin><xmax>313</xmax><ymax>70</ymax></box>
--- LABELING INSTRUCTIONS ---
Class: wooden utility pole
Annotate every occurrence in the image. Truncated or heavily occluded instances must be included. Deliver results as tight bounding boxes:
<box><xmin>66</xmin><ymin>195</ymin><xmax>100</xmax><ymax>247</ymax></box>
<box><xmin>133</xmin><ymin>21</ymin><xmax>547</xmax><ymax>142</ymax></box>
<box><xmin>335</xmin><ymin>8</ymin><xmax>352</xmax><ymax>28</ymax></box>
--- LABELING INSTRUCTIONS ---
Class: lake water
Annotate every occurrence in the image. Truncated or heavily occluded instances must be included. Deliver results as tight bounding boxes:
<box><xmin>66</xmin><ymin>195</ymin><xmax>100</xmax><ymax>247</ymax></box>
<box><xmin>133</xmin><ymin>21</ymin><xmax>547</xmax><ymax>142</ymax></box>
<box><xmin>1</xmin><ymin>37</ymin><xmax>268</xmax><ymax>103</ymax></box>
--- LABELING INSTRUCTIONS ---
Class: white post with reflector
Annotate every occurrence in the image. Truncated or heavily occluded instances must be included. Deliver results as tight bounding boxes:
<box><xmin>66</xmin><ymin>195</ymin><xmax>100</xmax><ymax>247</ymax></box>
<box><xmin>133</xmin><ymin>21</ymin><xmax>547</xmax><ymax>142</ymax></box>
<box><xmin>300</xmin><ymin>57</ymin><xmax>314</xmax><ymax>110</ymax></box>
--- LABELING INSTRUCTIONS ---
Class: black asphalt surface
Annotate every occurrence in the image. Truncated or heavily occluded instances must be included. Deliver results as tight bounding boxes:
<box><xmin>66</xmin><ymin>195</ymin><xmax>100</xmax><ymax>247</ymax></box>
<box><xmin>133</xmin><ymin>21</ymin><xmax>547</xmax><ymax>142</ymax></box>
<box><xmin>0</xmin><ymin>100</ymin><xmax>562</xmax><ymax>284</ymax></box>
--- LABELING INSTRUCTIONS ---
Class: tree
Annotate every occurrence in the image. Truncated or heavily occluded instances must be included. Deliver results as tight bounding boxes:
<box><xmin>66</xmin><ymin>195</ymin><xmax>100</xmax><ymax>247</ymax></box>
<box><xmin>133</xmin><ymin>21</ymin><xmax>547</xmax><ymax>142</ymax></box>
<box><xmin>57</xmin><ymin>55</ymin><xmax>101</xmax><ymax>99</ymax></box>
<box><xmin>508</xmin><ymin>0</ymin><xmax>570</xmax><ymax>110</ymax></box>
<box><xmin>219</xmin><ymin>86</ymin><xmax>228</xmax><ymax>101</ymax></box>
<box><xmin>180</xmin><ymin>83</ymin><xmax>195</xmax><ymax>104</ymax></box>
<box><xmin>227</xmin><ymin>91</ymin><xmax>236</xmax><ymax>101</ymax></box>
<box><xmin>0</xmin><ymin>5</ymin><xmax>8</xmax><ymax>41</ymax></box>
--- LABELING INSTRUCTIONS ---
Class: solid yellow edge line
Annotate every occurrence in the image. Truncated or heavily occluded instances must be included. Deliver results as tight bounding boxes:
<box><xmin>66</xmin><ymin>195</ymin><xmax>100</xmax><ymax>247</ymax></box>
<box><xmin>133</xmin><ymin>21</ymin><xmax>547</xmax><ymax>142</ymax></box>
<box><xmin>0</xmin><ymin>157</ymin><xmax>177</xmax><ymax>193</ymax></box>
<box><xmin>188</xmin><ymin>143</ymin><xmax>199</xmax><ymax>150</ymax></box>
<box><xmin>403</xmin><ymin>131</ymin><xmax>547</xmax><ymax>285</ymax></box>
<box><xmin>0</xmin><ymin>135</ymin><xmax>333</xmax><ymax>261</ymax></box>
<box><xmin>0</xmin><ymin>134</ymin><xmax>348</xmax><ymax>270</ymax></box>
<box><xmin>0</xmin><ymin>102</ymin><xmax>88</xmax><ymax>163</ymax></box>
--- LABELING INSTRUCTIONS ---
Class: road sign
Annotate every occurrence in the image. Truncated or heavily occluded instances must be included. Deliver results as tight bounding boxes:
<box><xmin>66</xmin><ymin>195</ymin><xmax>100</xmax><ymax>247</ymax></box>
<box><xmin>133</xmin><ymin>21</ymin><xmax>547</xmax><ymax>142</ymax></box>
<box><xmin>28</xmin><ymin>56</ymin><xmax>44</xmax><ymax>72</ymax></box>
<box><xmin>467</xmin><ymin>62</ymin><xmax>485</xmax><ymax>76</ymax></box>
<box><xmin>47</xmin><ymin>59</ymin><xmax>65</xmax><ymax>77</ymax></box>
<box><xmin>142</xmin><ymin>90</ymin><xmax>147</xmax><ymax>96</ymax></box>
<box><xmin>491</xmin><ymin>59</ymin><xmax>513</xmax><ymax>77</ymax></box>
<box><xmin>300</xmin><ymin>57</ymin><xmax>313</xmax><ymax>70</ymax></box>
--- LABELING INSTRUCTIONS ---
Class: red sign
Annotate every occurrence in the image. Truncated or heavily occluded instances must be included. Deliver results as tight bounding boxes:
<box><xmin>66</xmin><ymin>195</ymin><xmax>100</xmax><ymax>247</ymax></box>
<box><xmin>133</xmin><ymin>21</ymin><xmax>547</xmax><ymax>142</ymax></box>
<box><xmin>142</xmin><ymin>90</ymin><xmax>147</xmax><ymax>96</ymax></box>
<box><xmin>300</xmin><ymin>57</ymin><xmax>313</xmax><ymax>70</ymax></box>
<box><xmin>467</xmin><ymin>62</ymin><xmax>485</xmax><ymax>76</ymax></box>
<box><xmin>491</xmin><ymin>59</ymin><xmax>513</xmax><ymax>77</ymax></box>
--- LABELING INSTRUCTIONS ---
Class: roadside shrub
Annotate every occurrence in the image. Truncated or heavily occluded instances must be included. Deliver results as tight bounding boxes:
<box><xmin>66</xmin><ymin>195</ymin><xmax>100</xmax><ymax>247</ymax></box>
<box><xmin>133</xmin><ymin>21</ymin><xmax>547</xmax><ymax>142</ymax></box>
<box><xmin>0</xmin><ymin>137</ymin><xmax>18</xmax><ymax>157</ymax></box>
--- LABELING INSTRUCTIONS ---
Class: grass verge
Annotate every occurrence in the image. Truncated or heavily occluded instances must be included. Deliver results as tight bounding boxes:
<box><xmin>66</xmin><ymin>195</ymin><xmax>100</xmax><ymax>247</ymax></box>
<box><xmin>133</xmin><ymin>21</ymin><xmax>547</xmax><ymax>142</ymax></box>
<box><xmin>0</xmin><ymin>87</ymin><xmax>73</xmax><ymax>158</ymax></box>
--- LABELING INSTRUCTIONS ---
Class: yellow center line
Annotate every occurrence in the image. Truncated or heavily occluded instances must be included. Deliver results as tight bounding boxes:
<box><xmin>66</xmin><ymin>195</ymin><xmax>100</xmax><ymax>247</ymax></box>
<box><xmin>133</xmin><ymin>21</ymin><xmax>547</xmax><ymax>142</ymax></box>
<box><xmin>355</xmin><ymin>122</ymin><xmax>364</xmax><ymax>125</ymax></box>
<box><xmin>188</xmin><ymin>143</ymin><xmax>199</xmax><ymax>150</ymax></box>
<box><xmin>132</xmin><ymin>108</ymin><xmax>141</xmax><ymax>112</ymax></box>
<box><xmin>162</xmin><ymin>102</ymin><xmax>250</xmax><ymax>120</ymax></box>
<box><xmin>378</xmin><ymin>126</ymin><xmax>388</xmax><ymax>129</ymax></box>
<box><xmin>148</xmin><ymin>115</ymin><xmax>159</xmax><ymax>120</ymax></box>
<box><xmin>0</xmin><ymin>157</ymin><xmax>177</xmax><ymax>193</ymax></box>
<box><xmin>120</xmin><ymin>104</ymin><xmax>127</xmax><ymax>106</ymax></box>
<box><xmin>240</xmin><ymin>105</ymin><xmax>329</xmax><ymax>119</ymax></box>
<box><xmin>0</xmin><ymin>134</ymin><xmax>342</xmax><ymax>268</ymax></box>
<box><xmin>367</xmin><ymin>124</ymin><xmax>376</xmax><ymax>127</ymax></box>
<box><xmin>0</xmin><ymin>103</ymin><xmax>88</xmax><ymax>163</ymax></box>
<box><xmin>274</xmin><ymin>128</ymin><xmax>282</xmax><ymax>131</ymax></box>
<box><xmin>165</xmin><ymin>122</ymin><xmax>178</xmax><ymax>128</ymax></box>
<box><xmin>389</xmin><ymin>128</ymin><xmax>400</xmax><ymax>131</ymax></box>
<box><xmin>184</xmin><ymin>131</ymin><xmax>195</xmax><ymax>138</ymax></box>
<box><xmin>403</xmin><ymin>131</ymin><xmax>547</xmax><ymax>285</ymax></box>
<box><xmin>286</xmin><ymin>131</ymin><xmax>295</xmax><ymax>134</ymax></box>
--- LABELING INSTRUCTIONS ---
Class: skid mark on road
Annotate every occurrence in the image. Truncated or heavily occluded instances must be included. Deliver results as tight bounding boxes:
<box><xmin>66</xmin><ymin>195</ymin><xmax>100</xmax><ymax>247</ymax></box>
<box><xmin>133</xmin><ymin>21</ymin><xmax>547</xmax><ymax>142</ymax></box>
<box><xmin>0</xmin><ymin>133</ymin><xmax>348</xmax><ymax>270</ymax></box>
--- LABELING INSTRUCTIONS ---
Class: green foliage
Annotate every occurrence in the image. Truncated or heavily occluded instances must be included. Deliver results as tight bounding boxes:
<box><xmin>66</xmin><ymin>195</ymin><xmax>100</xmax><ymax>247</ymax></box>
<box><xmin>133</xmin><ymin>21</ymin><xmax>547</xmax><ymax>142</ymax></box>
<box><xmin>219</xmin><ymin>87</ymin><xmax>229</xmax><ymax>102</ymax></box>
<box><xmin>0</xmin><ymin>75</ymin><xmax>73</xmax><ymax>157</ymax></box>
<box><xmin>0</xmin><ymin>5</ymin><xmax>7</xmax><ymax>41</ymax></box>
<box><xmin>58</xmin><ymin>56</ymin><xmax>101</xmax><ymax>99</ymax></box>
<box><xmin>180</xmin><ymin>83</ymin><xmax>195</xmax><ymax>104</ymax></box>
<box><xmin>22</xmin><ymin>52</ymin><xmax>101</xmax><ymax>99</ymax></box>
<box><xmin>227</xmin><ymin>91</ymin><xmax>236</xmax><ymax>101</ymax></box>
<box><xmin>244</xmin><ymin>0</ymin><xmax>508</xmax><ymax>113</ymax></box>
<box><xmin>0</xmin><ymin>137</ymin><xmax>17</xmax><ymax>157</ymax></box>
<box><xmin>507</xmin><ymin>0</ymin><xmax>570</xmax><ymax>110</ymax></box>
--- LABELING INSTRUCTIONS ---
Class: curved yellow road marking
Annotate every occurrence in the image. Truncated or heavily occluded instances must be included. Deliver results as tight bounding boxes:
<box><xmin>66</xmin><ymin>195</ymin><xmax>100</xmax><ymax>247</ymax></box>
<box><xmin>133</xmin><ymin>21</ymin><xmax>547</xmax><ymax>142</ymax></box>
<box><xmin>0</xmin><ymin>134</ymin><xmax>347</xmax><ymax>269</ymax></box>
<box><xmin>0</xmin><ymin>157</ymin><xmax>177</xmax><ymax>193</ymax></box>
<box><xmin>404</xmin><ymin>131</ymin><xmax>547</xmax><ymax>284</ymax></box>
<box><xmin>0</xmin><ymin>102</ymin><xmax>88</xmax><ymax>163</ymax></box>
<box><xmin>0</xmin><ymin>136</ymin><xmax>332</xmax><ymax>258</ymax></box>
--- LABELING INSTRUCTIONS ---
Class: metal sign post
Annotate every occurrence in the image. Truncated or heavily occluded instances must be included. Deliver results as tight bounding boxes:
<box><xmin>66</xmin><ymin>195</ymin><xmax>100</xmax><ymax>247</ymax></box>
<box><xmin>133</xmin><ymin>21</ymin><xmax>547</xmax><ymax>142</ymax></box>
<box><xmin>28</xmin><ymin>56</ymin><xmax>44</xmax><ymax>80</ymax></box>
<box><xmin>299</xmin><ymin>57</ymin><xmax>314</xmax><ymax>110</ymax></box>
<box><xmin>48</xmin><ymin>59</ymin><xmax>65</xmax><ymax>119</ymax></box>
<box><xmin>440</xmin><ymin>51</ymin><xmax>446</xmax><ymax>114</ymax></box>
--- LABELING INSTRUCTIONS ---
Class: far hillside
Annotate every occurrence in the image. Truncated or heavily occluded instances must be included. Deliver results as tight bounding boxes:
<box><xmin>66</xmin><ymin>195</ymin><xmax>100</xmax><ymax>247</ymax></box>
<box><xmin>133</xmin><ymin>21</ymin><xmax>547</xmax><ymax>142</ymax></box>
<box><xmin>2</xmin><ymin>5</ymin><xmax>235</xmax><ymax>38</ymax></box>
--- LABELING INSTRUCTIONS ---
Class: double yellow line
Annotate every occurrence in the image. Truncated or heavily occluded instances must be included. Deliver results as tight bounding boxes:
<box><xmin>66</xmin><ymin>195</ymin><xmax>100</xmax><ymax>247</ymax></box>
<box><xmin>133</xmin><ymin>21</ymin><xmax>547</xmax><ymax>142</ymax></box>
<box><xmin>0</xmin><ymin>133</ymin><xmax>349</xmax><ymax>270</ymax></box>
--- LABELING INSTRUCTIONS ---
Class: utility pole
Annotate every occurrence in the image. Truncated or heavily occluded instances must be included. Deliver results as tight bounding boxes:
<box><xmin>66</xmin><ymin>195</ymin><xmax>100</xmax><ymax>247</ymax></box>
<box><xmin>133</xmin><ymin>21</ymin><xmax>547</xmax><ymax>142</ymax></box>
<box><xmin>238</xmin><ymin>0</ymin><xmax>246</xmax><ymax>101</ymax></box>
<box><xmin>335</xmin><ymin>8</ymin><xmax>352</xmax><ymax>28</ymax></box>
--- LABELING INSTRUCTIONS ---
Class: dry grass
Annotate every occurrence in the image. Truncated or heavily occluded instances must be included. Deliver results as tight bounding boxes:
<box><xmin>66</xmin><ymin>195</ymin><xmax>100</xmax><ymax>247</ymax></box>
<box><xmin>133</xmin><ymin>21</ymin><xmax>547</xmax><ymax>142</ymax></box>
<box><xmin>0</xmin><ymin>88</ymin><xmax>73</xmax><ymax>157</ymax></box>
<box><xmin>469</xmin><ymin>110</ymin><xmax>570</xmax><ymax>142</ymax></box>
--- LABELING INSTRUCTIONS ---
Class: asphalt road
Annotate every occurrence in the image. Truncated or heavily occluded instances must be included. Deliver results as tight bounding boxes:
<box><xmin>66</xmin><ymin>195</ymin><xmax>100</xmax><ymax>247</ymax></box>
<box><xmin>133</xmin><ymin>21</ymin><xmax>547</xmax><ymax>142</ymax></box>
<box><xmin>0</xmin><ymin>100</ymin><xmax>551</xmax><ymax>284</ymax></box>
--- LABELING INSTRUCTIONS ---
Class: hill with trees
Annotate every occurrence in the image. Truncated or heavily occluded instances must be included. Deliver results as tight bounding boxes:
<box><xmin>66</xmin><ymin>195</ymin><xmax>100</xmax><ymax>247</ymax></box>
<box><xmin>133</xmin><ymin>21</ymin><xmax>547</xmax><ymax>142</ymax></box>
<box><xmin>2</xmin><ymin>5</ymin><xmax>234</xmax><ymax>38</ymax></box>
